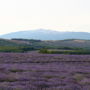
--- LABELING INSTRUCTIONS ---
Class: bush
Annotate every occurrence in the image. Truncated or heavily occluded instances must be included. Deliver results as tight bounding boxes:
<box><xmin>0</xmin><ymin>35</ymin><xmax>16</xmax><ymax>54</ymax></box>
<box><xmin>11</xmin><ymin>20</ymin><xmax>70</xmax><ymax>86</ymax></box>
<box><xmin>39</xmin><ymin>49</ymin><xmax>50</xmax><ymax>53</ymax></box>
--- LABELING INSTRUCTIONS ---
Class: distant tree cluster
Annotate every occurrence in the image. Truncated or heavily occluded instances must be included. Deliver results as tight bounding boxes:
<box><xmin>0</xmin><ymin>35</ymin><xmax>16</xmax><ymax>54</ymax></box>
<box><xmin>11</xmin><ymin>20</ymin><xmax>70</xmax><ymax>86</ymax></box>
<box><xmin>39</xmin><ymin>48</ymin><xmax>90</xmax><ymax>55</ymax></box>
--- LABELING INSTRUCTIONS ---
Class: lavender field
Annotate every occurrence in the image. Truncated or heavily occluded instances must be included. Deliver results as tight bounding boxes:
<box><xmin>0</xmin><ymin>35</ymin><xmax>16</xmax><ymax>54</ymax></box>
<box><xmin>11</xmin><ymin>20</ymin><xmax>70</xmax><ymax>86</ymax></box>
<box><xmin>0</xmin><ymin>52</ymin><xmax>90</xmax><ymax>90</ymax></box>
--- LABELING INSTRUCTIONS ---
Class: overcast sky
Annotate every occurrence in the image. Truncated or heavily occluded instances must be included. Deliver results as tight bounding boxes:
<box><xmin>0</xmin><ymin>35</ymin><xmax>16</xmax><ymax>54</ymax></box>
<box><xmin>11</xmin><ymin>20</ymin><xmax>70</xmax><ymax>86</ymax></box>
<box><xmin>0</xmin><ymin>0</ymin><xmax>90</xmax><ymax>35</ymax></box>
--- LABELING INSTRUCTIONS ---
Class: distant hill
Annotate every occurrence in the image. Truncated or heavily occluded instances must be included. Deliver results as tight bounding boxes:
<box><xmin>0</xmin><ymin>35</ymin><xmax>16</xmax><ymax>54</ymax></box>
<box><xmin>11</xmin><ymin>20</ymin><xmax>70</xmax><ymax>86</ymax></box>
<box><xmin>0</xmin><ymin>29</ymin><xmax>90</xmax><ymax>40</ymax></box>
<box><xmin>0</xmin><ymin>38</ymin><xmax>90</xmax><ymax>49</ymax></box>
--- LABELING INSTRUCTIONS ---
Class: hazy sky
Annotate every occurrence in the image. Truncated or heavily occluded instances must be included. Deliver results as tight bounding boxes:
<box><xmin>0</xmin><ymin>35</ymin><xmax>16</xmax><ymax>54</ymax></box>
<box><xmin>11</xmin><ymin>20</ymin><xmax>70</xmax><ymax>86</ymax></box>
<box><xmin>0</xmin><ymin>0</ymin><xmax>90</xmax><ymax>35</ymax></box>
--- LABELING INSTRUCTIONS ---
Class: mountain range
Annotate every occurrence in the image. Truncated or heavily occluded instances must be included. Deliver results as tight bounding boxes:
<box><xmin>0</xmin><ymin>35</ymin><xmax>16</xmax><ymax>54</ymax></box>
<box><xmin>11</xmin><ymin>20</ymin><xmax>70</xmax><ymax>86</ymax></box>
<box><xmin>0</xmin><ymin>29</ymin><xmax>90</xmax><ymax>40</ymax></box>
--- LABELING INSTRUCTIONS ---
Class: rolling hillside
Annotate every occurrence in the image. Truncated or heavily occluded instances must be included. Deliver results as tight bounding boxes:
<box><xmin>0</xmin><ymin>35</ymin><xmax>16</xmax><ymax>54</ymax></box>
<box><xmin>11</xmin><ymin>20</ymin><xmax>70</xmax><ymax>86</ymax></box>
<box><xmin>0</xmin><ymin>38</ymin><xmax>90</xmax><ymax>49</ymax></box>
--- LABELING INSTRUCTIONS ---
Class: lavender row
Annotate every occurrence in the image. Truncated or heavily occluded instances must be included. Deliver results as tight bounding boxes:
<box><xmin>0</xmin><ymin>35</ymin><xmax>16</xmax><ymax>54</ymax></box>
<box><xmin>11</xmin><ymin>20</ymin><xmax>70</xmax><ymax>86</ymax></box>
<box><xmin>0</xmin><ymin>52</ymin><xmax>90</xmax><ymax>63</ymax></box>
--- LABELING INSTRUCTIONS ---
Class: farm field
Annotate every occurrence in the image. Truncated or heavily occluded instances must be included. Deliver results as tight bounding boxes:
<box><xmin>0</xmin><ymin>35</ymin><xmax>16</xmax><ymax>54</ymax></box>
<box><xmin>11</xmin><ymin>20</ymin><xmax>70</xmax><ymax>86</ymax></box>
<box><xmin>0</xmin><ymin>52</ymin><xmax>90</xmax><ymax>90</ymax></box>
